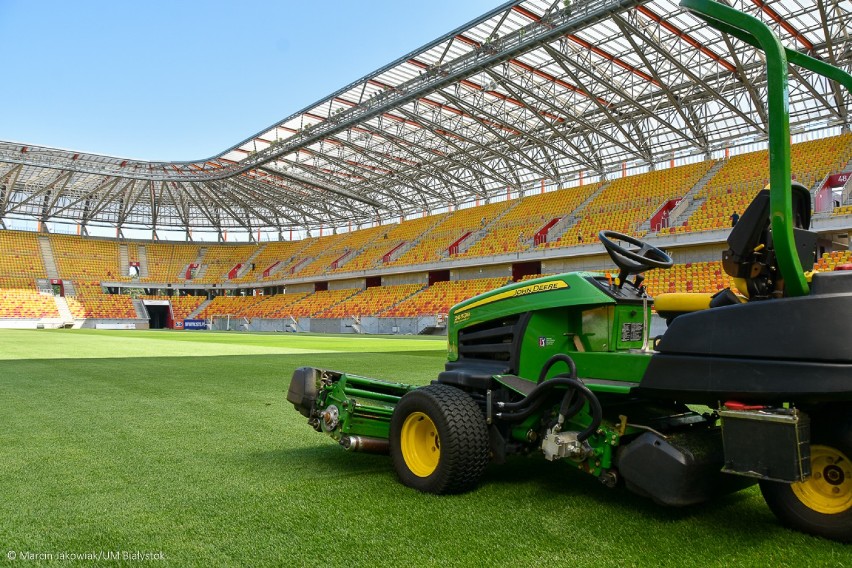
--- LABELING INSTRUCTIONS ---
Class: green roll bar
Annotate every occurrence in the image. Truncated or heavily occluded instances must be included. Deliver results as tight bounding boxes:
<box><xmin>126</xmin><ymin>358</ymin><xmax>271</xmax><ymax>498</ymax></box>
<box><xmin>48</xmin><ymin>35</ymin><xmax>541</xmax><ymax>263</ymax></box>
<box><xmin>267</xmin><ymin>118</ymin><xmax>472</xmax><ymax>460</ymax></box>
<box><xmin>680</xmin><ymin>0</ymin><xmax>852</xmax><ymax>297</ymax></box>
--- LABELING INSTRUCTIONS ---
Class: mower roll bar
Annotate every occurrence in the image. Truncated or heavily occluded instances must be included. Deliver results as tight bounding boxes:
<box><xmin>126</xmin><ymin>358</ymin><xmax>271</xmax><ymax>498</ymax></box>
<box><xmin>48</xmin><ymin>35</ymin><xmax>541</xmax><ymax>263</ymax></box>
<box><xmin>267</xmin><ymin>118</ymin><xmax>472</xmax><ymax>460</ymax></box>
<box><xmin>680</xmin><ymin>0</ymin><xmax>852</xmax><ymax>297</ymax></box>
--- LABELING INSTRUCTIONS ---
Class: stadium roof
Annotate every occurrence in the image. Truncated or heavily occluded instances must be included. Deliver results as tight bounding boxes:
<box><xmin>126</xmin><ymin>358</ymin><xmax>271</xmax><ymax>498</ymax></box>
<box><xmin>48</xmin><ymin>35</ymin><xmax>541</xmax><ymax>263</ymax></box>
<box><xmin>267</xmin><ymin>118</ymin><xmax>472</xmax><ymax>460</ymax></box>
<box><xmin>0</xmin><ymin>0</ymin><xmax>849</xmax><ymax>239</ymax></box>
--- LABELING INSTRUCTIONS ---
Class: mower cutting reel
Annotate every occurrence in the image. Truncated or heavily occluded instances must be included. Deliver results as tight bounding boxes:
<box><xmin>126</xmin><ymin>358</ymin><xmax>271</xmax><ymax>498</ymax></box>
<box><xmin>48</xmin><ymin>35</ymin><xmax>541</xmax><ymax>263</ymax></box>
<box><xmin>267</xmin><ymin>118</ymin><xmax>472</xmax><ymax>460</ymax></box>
<box><xmin>287</xmin><ymin>0</ymin><xmax>852</xmax><ymax>543</ymax></box>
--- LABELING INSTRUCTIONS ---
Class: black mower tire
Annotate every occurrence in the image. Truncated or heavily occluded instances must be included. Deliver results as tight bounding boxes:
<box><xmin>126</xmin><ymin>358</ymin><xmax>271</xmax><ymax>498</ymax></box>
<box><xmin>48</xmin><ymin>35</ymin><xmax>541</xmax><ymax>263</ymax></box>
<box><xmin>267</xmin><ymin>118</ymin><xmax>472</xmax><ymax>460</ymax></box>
<box><xmin>759</xmin><ymin>412</ymin><xmax>852</xmax><ymax>542</ymax></box>
<box><xmin>389</xmin><ymin>384</ymin><xmax>489</xmax><ymax>495</ymax></box>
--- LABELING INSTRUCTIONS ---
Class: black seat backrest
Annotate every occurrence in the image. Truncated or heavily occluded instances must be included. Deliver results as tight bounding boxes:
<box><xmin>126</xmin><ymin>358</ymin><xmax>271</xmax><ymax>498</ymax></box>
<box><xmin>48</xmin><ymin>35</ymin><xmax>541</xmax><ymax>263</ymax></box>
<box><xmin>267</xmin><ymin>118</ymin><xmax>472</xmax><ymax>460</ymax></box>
<box><xmin>722</xmin><ymin>182</ymin><xmax>814</xmax><ymax>299</ymax></box>
<box><xmin>726</xmin><ymin>183</ymin><xmax>811</xmax><ymax>259</ymax></box>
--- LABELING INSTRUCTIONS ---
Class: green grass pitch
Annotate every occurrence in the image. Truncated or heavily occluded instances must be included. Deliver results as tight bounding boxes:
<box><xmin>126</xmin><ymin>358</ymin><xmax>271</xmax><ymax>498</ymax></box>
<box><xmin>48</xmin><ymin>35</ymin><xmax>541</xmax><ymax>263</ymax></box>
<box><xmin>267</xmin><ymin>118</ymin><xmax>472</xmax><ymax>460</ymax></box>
<box><xmin>0</xmin><ymin>329</ymin><xmax>847</xmax><ymax>566</ymax></box>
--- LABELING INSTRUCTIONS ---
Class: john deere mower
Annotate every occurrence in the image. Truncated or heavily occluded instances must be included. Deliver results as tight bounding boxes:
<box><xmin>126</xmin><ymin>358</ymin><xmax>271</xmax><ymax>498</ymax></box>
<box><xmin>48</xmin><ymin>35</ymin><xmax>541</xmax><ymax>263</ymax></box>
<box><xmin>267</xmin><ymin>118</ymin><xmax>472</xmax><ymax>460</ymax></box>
<box><xmin>287</xmin><ymin>0</ymin><xmax>852</xmax><ymax>542</ymax></box>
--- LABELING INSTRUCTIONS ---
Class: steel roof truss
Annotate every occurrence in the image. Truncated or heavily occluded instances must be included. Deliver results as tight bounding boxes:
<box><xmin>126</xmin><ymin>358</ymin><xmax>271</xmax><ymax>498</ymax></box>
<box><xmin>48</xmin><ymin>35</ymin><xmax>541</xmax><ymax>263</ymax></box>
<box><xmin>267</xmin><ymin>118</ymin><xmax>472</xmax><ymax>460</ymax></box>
<box><xmin>50</xmin><ymin>176</ymin><xmax>118</xmax><ymax>218</ymax></box>
<box><xmin>390</xmin><ymin>106</ymin><xmax>499</xmax><ymax>196</ymax></box>
<box><xmin>8</xmin><ymin>170</ymin><xmax>71</xmax><ymax>216</ymax></box>
<box><xmin>816</xmin><ymin>0</ymin><xmax>850</xmax><ymax>126</ymax></box>
<box><xmin>617</xmin><ymin>13</ymin><xmax>765</xmax><ymax>134</ymax></box>
<box><xmin>403</xmin><ymin>110</ymin><xmax>510</xmax><ymax>185</ymax></box>
<box><xmin>369</xmin><ymin>123</ymin><xmax>509</xmax><ymax>189</ymax></box>
<box><xmin>546</xmin><ymin>41</ymin><xmax>692</xmax><ymax>160</ymax></box>
<box><xmin>490</xmin><ymin>69</ymin><xmax>605</xmax><ymax>174</ymax></box>
<box><xmin>239</xmin><ymin>177</ymin><xmax>324</xmax><ymax>227</ymax></box>
<box><xmin>446</xmin><ymin>79</ymin><xmax>568</xmax><ymax>177</ymax></box>
<box><xmin>543</xmin><ymin>49</ymin><xmax>651</xmax><ymax>161</ymax></box>
<box><xmin>0</xmin><ymin>164</ymin><xmax>22</xmax><ymax>215</ymax></box>
<box><xmin>237</xmin><ymin>176</ymin><xmax>347</xmax><ymax>227</ymax></box>
<box><xmin>219</xmin><ymin>177</ymin><xmax>294</xmax><ymax>229</ymax></box>
<box><xmin>197</xmin><ymin>181</ymin><xmax>254</xmax><ymax>234</ymax></box>
<box><xmin>612</xmin><ymin>16</ymin><xmax>711</xmax><ymax>149</ymax></box>
<box><xmin>149</xmin><ymin>181</ymin><xmax>159</xmax><ymax>233</ymax></box>
<box><xmin>187</xmin><ymin>182</ymin><xmax>228</xmax><ymax>231</ymax></box>
<box><xmin>256</xmin><ymin>164</ymin><xmax>384</xmax><ymax>209</ymax></box>
<box><xmin>437</xmin><ymin>87</ymin><xmax>552</xmax><ymax>179</ymax></box>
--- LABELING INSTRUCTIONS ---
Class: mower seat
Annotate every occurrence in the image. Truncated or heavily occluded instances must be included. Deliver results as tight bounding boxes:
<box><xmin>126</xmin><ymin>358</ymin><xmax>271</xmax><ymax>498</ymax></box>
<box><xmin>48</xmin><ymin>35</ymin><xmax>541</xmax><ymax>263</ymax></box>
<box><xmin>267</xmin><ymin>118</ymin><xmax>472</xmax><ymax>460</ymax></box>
<box><xmin>654</xmin><ymin>293</ymin><xmax>713</xmax><ymax>321</ymax></box>
<box><xmin>654</xmin><ymin>288</ymin><xmax>744</xmax><ymax>323</ymax></box>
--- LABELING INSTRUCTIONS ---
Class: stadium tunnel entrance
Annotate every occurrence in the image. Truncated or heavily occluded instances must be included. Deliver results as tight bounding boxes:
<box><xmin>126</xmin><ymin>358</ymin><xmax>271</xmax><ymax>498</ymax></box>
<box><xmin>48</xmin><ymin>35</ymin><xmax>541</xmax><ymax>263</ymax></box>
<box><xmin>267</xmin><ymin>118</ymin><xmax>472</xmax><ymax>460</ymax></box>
<box><xmin>512</xmin><ymin>261</ymin><xmax>542</xmax><ymax>281</ymax></box>
<box><xmin>143</xmin><ymin>301</ymin><xmax>172</xmax><ymax>329</ymax></box>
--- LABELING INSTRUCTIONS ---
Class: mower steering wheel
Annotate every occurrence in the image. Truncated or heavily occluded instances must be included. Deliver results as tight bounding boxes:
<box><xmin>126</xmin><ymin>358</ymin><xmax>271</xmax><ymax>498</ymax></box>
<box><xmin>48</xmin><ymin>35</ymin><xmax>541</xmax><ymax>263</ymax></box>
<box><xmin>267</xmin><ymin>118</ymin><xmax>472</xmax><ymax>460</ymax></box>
<box><xmin>598</xmin><ymin>230</ymin><xmax>673</xmax><ymax>286</ymax></box>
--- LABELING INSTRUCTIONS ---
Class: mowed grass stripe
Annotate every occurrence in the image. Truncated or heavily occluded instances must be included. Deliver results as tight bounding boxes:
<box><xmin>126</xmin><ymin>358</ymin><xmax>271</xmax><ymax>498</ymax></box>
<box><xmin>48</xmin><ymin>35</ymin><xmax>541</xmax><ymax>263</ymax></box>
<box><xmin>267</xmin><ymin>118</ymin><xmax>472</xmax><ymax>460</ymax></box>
<box><xmin>0</xmin><ymin>331</ymin><xmax>847</xmax><ymax>567</ymax></box>
<box><xmin>0</xmin><ymin>329</ymin><xmax>445</xmax><ymax>360</ymax></box>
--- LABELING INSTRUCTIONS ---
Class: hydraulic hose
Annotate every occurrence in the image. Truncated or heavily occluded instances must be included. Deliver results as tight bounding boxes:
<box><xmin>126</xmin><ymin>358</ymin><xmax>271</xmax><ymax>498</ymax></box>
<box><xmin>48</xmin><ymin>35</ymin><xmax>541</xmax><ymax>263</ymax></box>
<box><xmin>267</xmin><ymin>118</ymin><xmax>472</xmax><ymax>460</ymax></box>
<box><xmin>498</xmin><ymin>377</ymin><xmax>584</xmax><ymax>412</ymax></box>
<box><xmin>537</xmin><ymin>353</ymin><xmax>577</xmax><ymax>385</ymax></box>
<box><xmin>496</xmin><ymin>376</ymin><xmax>602</xmax><ymax>441</ymax></box>
<box><xmin>496</xmin><ymin>354</ymin><xmax>603</xmax><ymax>442</ymax></box>
<box><xmin>500</xmin><ymin>354</ymin><xmax>581</xmax><ymax>412</ymax></box>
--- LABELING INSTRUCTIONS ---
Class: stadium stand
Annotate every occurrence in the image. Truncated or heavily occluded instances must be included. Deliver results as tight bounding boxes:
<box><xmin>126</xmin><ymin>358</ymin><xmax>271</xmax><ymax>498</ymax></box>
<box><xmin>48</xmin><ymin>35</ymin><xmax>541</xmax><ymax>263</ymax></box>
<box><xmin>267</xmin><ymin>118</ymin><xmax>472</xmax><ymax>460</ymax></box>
<box><xmin>0</xmin><ymin>231</ymin><xmax>62</xmax><ymax>320</ymax></box>
<box><xmin>0</xmin><ymin>277</ymin><xmax>60</xmax><ymax>319</ymax></box>
<box><xmin>298</xmin><ymin>225</ymin><xmax>387</xmax><ymax>277</ymax></box>
<box><xmin>642</xmin><ymin>261</ymin><xmax>732</xmax><ymax>296</ymax></box>
<box><xmin>381</xmin><ymin>277</ymin><xmax>512</xmax><ymax>317</ymax></box>
<box><xmin>232</xmin><ymin>240</ymin><xmax>304</xmax><ymax>283</ymax></box>
<box><xmin>458</xmin><ymin>184</ymin><xmax>599</xmax><ymax>257</ymax></box>
<box><xmin>551</xmin><ymin>161</ymin><xmax>713</xmax><ymax>246</ymax></box>
<box><xmin>815</xmin><ymin>250</ymin><xmax>852</xmax><ymax>271</ymax></box>
<box><xmin>340</xmin><ymin>214</ymin><xmax>448</xmax><ymax>272</ymax></box>
<box><xmin>197</xmin><ymin>289</ymin><xmax>363</xmax><ymax>321</ymax></box>
<box><xmin>275</xmin><ymin>237</ymin><xmax>326</xmax><ymax>276</ymax></box>
<box><xmin>195</xmin><ymin>244</ymin><xmax>261</xmax><ymax>283</ymax></box>
<box><xmin>0</xmin><ymin>231</ymin><xmax>47</xmax><ymax>278</ymax></box>
<box><xmin>67</xmin><ymin>281</ymin><xmax>137</xmax><ymax>319</ymax></box>
<box><xmin>143</xmin><ymin>242</ymin><xmax>202</xmax><ymax>282</ymax></box>
<box><xmin>197</xmin><ymin>295</ymin><xmax>267</xmax><ymax>319</ymax></box>
<box><xmin>197</xmin><ymin>292</ymin><xmax>318</xmax><ymax>320</ymax></box>
<box><xmin>1</xmin><ymin>133</ymin><xmax>850</xmax><ymax>328</ymax></box>
<box><xmin>387</xmin><ymin>202</ymin><xmax>514</xmax><ymax>266</ymax></box>
<box><xmin>169</xmin><ymin>295</ymin><xmax>206</xmax><ymax>321</ymax></box>
<box><xmin>286</xmin><ymin>288</ymin><xmax>361</xmax><ymax>318</ymax></box>
<box><xmin>239</xmin><ymin>292</ymin><xmax>310</xmax><ymax>318</ymax></box>
<box><xmin>318</xmin><ymin>283</ymin><xmax>426</xmax><ymax>318</ymax></box>
<box><xmin>50</xmin><ymin>234</ymin><xmax>125</xmax><ymax>281</ymax></box>
<box><xmin>678</xmin><ymin>133</ymin><xmax>852</xmax><ymax>233</ymax></box>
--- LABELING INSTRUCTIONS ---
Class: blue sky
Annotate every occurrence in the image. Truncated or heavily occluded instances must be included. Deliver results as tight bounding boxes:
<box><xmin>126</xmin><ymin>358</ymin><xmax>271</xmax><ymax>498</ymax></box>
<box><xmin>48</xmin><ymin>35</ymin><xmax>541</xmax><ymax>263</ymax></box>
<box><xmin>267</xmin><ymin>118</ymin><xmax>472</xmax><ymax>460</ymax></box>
<box><xmin>0</xmin><ymin>0</ymin><xmax>499</xmax><ymax>162</ymax></box>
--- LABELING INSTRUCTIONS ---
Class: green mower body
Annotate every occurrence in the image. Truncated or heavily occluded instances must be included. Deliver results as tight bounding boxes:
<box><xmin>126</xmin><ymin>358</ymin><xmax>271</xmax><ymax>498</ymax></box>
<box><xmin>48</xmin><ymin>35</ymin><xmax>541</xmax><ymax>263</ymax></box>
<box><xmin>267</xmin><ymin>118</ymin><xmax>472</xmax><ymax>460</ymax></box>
<box><xmin>287</xmin><ymin>0</ymin><xmax>852</xmax><ymax>542</ymax></box>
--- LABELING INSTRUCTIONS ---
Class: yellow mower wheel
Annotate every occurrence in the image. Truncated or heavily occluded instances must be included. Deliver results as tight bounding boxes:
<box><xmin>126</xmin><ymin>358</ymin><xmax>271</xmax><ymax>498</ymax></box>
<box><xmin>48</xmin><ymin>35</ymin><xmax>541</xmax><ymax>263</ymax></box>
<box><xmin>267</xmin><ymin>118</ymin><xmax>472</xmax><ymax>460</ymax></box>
<box><xmin>400</xmin><ymin>412</ymin><xmax>441</xmax><ymax>478</ymax></box>
<box><xmin>791</xmin><ymin>445</ymin><xmax>852</xmax><ymax>515</ymax></box>
<box><xmin>389</xmin><ymin>384</ymin><xmax>489</xmax><ymax>494</ymax></box>
<box><xmin>760</xmin><ymin>419</ymin><xmax>852</xmax><ymax>543</ymax></box>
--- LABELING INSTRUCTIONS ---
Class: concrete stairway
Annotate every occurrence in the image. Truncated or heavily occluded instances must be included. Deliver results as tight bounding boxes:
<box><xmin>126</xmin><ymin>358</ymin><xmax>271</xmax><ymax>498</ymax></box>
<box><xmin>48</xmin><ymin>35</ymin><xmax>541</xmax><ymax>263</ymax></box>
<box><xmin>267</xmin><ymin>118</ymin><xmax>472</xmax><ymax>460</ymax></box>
<box><xmin>54</xmin><ymin>295</ymin><xmax>74</xmax><ymax>324</ymax></box>
<box><xmin>132</xmin><ymin>299</ymin><xmax>149</xmax><ymax>320</ymax></box>
<box><xmin>187</xmin><ymin>248</ymin><xmax>208</xmax><ymax>280</ymax></box>
<box><xmin>138</xmin><ymin>245</ymin><xmax>150</xmax><ymax>278</ymax></box>
<box><xmin>455</xmin><ymin>199</ymin><xmax>523</xmax><ymax>254</ymax></box>
<box><xmin>188</xmin><ymin>299</ymin><xmax>212</xmax><ymax>319</ymax></box>
<box><xmin>545</xmin><ymin>181</ymin><xmax>611</xmax><ymax>243</ymax></box>
<box><xmin>663</xmin><ymin>160</ymin><xmax>726</xmax><ymax>230</ymax></box>
<box><xmin>119</xmin><ymin>244</ymin><xmax>129</xmax><ymax>278</ymax></box>
<box><xmin>62</xmin><ymin>280</ymin><xmax>77</xmax><ymax>296</ymax></box>
<box><xmin>235</xmin><ymin>245</ymin><xmax>267</xmax><ymax>278</ymax></box>
<box><xmin>37</xmin><ymin>236</ymin><xmax>59</xmax><ymax>279</ymax></box>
